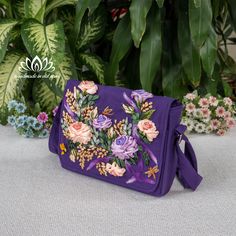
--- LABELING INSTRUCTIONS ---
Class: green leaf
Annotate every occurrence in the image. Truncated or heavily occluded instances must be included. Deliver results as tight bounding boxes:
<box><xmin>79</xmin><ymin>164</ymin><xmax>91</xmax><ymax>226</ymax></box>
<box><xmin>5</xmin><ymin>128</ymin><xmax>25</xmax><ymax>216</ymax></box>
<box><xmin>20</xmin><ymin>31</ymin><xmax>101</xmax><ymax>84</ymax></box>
<box><xmin>155</xmin><ymin>0</ymin><xmax>164</xmax><ymax>8</ymax></box>
<box><xmin>227</xmin><ymin>0</ymin><xmax>236</xmax><ymax>31</ymax></box>
<box><xmin>200</xmin><ymin>26</ymin><xmax>217</xmax><ymax>77</ymax></box>
<box><xmin>21</xmin><ymin>19</ymin><xmax>65</xmax><ymax>66</ymax></box>
<box><xmin>76</xmin><ymin>6</ymin><xmax>105</xmax><ymax>50</ymax></box>
<box><xmin>33</xmin><ymin>79</ymin><xmax>61</xmax><ymax>112</ymax></box>
<box><xmin>0</xmin><ymin>19</ymin><xmax>18</xmax><ymax>63</ymax></box>
<box><xmin>222</xmin><ymin>80</ymin><xmax>232</xmax><ymax>97</ymax></box>
<box><xmin>0</xmin><ymin>52</ymin><xmax>26</xmax><ymax>124</ymax></box>
<box><xmin>129</xmin><ymin>0</ymin><xmax>152</xmax><ymax>48</ymax></box>
<box><xmin>140</xmin><ymin>6</ymin><xmax>161</xmax><ymax>92</ymax></box>
<box><xmin>79</xmin><ymin>53</ymin><xmax>104</xmax><ymax>84</ymax></box>
<box><xmin>24</xmin><ymin>0</ymin><xmax>47</xmax><ymax>23</ymax></box>
<box><xmin>106</xmin><ymin>14</ymin><xmax>132</xmax><ymax>85</ymax></box>
<box><xmin>178</xmin><ymin>1</ymin><xmax>201</xmax><ymax>87</ymax></box>
<box><xmin>74</xmin><ymin>0</ymin><xmax>101</xmax><ymax>41</ymax></box>
<box><xmin>189</xmin><ymin>0</ymin><xmax>212</xmax><ymax>47</ymax></box>
<box><xmin>45</xmin><ymin>0</ymin><xmax>77</xmax><ymax>16</ymax></box>
<box><xmin>141</xmin><ymin>109</ymin><xmax>155</xmax><ymax>119</ymax></box>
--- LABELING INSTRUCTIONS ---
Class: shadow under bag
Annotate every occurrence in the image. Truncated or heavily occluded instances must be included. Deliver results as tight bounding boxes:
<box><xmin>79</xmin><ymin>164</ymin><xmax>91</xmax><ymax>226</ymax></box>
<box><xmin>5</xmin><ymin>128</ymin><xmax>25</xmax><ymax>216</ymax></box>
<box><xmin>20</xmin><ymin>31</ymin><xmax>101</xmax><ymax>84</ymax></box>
<box><xmin>49</xmin><ymin>80</ymin><xmax>202</xmax><ymax>196</ymax></box>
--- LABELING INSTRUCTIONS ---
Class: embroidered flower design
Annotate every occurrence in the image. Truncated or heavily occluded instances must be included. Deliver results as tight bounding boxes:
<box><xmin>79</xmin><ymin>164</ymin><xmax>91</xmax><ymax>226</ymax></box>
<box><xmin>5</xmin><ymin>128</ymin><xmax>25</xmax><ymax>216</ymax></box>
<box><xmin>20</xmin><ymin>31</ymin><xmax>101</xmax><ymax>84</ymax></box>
<box><xmin>78</xmin><ymin>80</ymin><xmax>98</xmax><ymax>94</ymax></box>
<box><xmin>105</xmin><ymin>162</ymin><xmax>126</xmax><ymax>177</ymax></box>
<box><xmin>68</xmin><ymin>121</ymin><xmax>92</xmax><ymax>144</ymax></box>
<box><xmin>137</xmin><ymin>119</ymin><xmax>159</xmax><ymax>142</ymax></box>
<box><xmin>111</xmin><ymin>135</ymin><xmax>138</xmax><ymax>160</ymax></box>
<box><xmin>131</xmin><ymin>90</ymin><xmax>153</xmax><ymax>103</ymax></box>
<box><xmin>93</xmin><ymin>114</ymin><xmax>112</xmax><ymax>130</ymax></box>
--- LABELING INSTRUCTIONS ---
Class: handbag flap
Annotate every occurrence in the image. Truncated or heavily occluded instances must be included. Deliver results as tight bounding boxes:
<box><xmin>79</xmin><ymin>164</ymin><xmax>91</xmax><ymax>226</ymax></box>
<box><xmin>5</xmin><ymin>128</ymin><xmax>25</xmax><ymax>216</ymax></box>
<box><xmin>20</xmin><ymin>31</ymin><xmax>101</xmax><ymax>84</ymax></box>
<box><xmin>57</xmin><ymin>80</ymin><xmax>176</xmax><ymax>193</ymax></box>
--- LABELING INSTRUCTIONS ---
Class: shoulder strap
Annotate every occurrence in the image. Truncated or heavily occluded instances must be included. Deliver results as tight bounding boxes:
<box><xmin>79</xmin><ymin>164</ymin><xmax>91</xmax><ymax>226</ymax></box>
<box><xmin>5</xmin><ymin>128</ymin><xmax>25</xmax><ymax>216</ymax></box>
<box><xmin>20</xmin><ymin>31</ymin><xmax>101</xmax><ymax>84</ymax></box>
<box><xmin>175</xmin><ymin>124</ymin><xmax>203</xmax><ymax>191</ymax></box>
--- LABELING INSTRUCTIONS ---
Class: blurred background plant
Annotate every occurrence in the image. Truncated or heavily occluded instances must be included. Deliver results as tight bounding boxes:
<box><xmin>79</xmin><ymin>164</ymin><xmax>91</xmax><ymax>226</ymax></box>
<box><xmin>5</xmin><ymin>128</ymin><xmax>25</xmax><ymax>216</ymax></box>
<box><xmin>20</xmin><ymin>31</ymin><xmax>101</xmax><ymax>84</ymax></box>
<box><xmin>0</xmin><ymin>0</ymin><xmax>236</xmax><ymax>128</ymax></box>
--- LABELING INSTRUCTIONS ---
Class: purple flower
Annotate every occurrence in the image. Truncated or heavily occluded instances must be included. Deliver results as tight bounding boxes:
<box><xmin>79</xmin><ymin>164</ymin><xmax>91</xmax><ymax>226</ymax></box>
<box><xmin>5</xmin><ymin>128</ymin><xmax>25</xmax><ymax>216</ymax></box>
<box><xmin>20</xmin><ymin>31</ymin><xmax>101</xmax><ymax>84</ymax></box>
<box><xmin>131</xmin><ymin>90</ymin><xmax>153</xmax><ymax>103</ymax></box>
<box><xmin>93</xmin><ymin>114</ymin><xmax>112</xmax><ymax>130</ymax></box>
<box><xmin>37</xmin><ymin>112</ymin><xmax>48</xmax><ymax>123</ymax></box>
<box><xmin>111</xmin><ymin>135</ymin><xmax>138</xmax><ymax>160</ymax></box>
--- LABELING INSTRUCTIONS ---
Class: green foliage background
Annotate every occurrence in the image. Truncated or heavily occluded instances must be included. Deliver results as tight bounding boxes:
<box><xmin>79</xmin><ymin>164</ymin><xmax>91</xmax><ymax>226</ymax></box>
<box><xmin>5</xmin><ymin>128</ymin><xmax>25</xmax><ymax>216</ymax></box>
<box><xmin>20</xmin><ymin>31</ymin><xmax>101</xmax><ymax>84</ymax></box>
<box><xmin>0</xmin><ymin>0</ymin><xmax>236</xmax><ymax>124</ymax></box>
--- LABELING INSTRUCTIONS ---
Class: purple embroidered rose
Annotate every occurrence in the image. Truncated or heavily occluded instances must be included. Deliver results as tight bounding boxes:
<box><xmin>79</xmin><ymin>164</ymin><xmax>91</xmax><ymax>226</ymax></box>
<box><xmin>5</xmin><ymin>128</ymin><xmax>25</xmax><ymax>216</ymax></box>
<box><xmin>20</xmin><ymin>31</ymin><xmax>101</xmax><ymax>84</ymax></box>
<box><xmin>93</xmin><ymin>114</ymin><xmax>112</xmax><ymax>130</ymax></box>
<box><xmin>111</xmin><ymin>135</ymin><xmax>138</xmax><ymax>160</ymax></box>
<box><xmin>131</xmin><ymin>90</ymin><xmax>153</xmax><ymax>103</ymax></box>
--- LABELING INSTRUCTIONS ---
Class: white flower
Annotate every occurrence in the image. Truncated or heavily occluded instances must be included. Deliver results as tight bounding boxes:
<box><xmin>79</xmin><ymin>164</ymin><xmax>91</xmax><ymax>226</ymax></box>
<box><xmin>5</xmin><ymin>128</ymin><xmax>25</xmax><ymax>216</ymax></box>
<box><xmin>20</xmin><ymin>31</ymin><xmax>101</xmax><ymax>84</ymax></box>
<box><xmin>223</xmin><ymin>97</ymin><xmax>233</xmax><ymax>106</ymax></box>
<box><xmin>209</xmin><ymin>96</ymin><xmax>218</xmax><ymax>106</ymax></box>
<box><xmin>194</xmin><ymin>122</ymin><xmax>206</xmax><ymax>133</ymax></box>
<box><xmin>198</xmin><ymin>98</ymin><xmax>209</xmax><ymax>108</ymax></box>
<box><xmin>185</xmin><ymin>103</ymin><xmax>195</xmax><ymax>113</ymax></box>
<box><xmin>193</xmin><ymin>109</ymin><xmax>203</xmax><ymax>119</ymax></box>
<box><xmin>205</xmin><ymin>125</ymin><xmax>213</xmax><ymax>134</ymax></box>
<box><xmin>184</xmin><ymin>93</ymin><xmax>196</xmax><ymax>100</ymax></box>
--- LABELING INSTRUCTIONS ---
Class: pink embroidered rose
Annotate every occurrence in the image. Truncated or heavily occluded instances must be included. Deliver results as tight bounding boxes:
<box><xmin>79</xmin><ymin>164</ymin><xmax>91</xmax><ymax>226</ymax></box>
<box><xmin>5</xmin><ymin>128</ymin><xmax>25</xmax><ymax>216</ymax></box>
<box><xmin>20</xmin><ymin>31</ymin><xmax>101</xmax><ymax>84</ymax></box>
<box><xmin>223</xmin><ymin>97</ymin><xmax>233</xmax><ymax>106</ymax></box>
<box><xmin>201</xmin><ymin>108</ymin><xmax>211</xmax><ymax>118</ymax></box>
<box><xmin>209</xmin><ymin>96</ymin><xmax>218</xmax><ymax>106</ymax></box>
<box><xmin>184</xmin><ymin>93</ymin><xmax>196</xmax><ymax>100</ymax></box>
<box><xmin>78</xmin><ymin>81</ymin><xmax>98</xmax><ymax>94</ymax></box>
<box><xmin>68</xmin><ymin>121</ymin><xmax>92</xmax><ymax>144</ymax></box>
<box><xmin>137</xmin><ymin>119</ymin><xmax>159</xmax><ymax>142</ymax></box>
<box><xmin>106</xmin><ymin>162</ymin><xmax>126</xmax><ymax>177</ymax></box>
<box><xmin>185</xmin><ymin>103</ymin><xmax>195</xmax><ymax>113</ymax></box>
<box><xmin>198</xmin><ymin>98</ymin><xmax>209</xmax><ymax>108</ymax></box>
<box><xmin>216</xmin><ymin>106</ymin><xmax>225</xmax><ymax>118</ymax></box>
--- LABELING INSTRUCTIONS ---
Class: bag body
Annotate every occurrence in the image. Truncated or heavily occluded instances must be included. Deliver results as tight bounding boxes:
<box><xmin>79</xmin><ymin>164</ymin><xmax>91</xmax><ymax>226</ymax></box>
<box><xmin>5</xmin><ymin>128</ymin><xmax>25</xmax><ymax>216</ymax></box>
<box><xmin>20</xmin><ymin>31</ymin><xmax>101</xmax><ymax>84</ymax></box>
<box><xmin>49</xmin><ymin>80</ymin><xmax>202</xmax><ymax>196</ymax></box>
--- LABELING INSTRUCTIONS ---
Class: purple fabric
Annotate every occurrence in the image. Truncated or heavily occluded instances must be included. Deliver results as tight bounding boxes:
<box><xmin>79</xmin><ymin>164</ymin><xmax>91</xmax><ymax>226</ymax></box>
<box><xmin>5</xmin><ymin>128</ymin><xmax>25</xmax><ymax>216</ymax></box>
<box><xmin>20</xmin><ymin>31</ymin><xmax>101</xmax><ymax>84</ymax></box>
<box><xmin>49</xmin><ymin>79</ymin><xmax>202</xmax><ymax>196</ymax></box>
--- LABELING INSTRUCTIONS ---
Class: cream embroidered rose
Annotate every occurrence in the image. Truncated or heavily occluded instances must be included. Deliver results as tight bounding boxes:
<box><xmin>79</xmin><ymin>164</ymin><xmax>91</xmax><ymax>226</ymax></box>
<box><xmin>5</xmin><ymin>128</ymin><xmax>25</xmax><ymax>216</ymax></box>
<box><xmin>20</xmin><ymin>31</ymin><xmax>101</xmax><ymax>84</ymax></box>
<box><xmin>68</xmin><ymin>121</ymin><xmax>92</xmax><ymax>144</ymax></box>
<box><xmin>105</xmin><ymin>162</ymin><xmax>126</xmax><ymax>177</ymax></box>
<box><xmin>78</xmin><ymin>81</ymin><xmax>98</xmax><ymax>94</ymax></box>
<box><xmin>137</xmin><ymin>119</ymin><xmax>159</xmax><ymax>142</ymax></box>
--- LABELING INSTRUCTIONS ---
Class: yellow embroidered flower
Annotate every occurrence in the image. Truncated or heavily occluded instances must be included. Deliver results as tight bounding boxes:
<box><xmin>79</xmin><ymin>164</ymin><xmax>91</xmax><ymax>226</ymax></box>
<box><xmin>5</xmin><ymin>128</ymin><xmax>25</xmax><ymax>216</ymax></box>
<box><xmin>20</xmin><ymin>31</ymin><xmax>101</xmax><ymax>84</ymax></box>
<box><xmin>60</xmin><ymin>143</ymin><xmax>67</xmax><ymax>155</ymax></box>
<box><xmin>145</xmin><ymin>166</ymin><xmax>159</xmax><ymax>180</ymax></box>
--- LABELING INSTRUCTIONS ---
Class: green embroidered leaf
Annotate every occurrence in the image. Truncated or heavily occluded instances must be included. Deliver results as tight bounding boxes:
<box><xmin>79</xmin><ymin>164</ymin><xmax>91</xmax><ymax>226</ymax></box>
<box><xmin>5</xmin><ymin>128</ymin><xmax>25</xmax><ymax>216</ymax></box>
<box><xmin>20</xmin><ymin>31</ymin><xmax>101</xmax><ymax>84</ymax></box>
<box><xmin>0</xmin><ymin>52</ymin><xmax>26</xmax><ymax>124</ymax></box>
<box><xmin>79</xmin><ymin>53</ymin><xmax>104</xmax><ymax>84</ymax></box>
<box><xmin>74</xmin><ymin>0</ymin><xmax>101</xmax><ymax>42</ymax></box>
<box><xmin>45</xmin><ymin>0</ymin><xmax>77</xmax><ymax>16</ymax></box>
<box><xmin>33</xmin><ymin>79</ymin><xmax>61</xmax><ymax>112</ymax></box>
<box><xmin>189</xmin><ymin>0</ymin><xmax>212</xmax><ymax>47</ymax></box>
<box><xmin>76</xmin><ymin>6</ymin><xmax>105</xmax><ymax>50</ymax></box>
<box><xmin>106</xmin><ymin>14</ymin><xmax>132</xmax><ymax>85</ymax></box>
<box><xmin>24</xmin><ymin>0</ymin><xmax>47</xmax><ymax>23</ymax></box>
<box><xmin>0</xmin><ymin>19</ymin><xmax>18</xmax><ymax>63</ymax></box>
<box><xmin>200</xmin><ymin>26</ymin><xmax>217</xmax><ymax>77</ymax></box>
<box><xmin>141</xmin><ymin>109</ymin><xmax>155</xmax><ymax>119</ymax></box>
<box><xmin>129</xmin><ymin>0</ymin><xmax>152</xmax><ymax>47</ymax></box>
<box><xmin>155</xmin><ymin>0</ymin><xmax>164</xmax><ymax>8</ymax></box>
<box><xmin>140</xmin><ymin>5</ymin><xmax>162</xmax><ymax>92</ymax></box>
<box><xmin>21</xmin><ymin>19</ymin><xmax>65</xmax><ymax>66</ymax></box>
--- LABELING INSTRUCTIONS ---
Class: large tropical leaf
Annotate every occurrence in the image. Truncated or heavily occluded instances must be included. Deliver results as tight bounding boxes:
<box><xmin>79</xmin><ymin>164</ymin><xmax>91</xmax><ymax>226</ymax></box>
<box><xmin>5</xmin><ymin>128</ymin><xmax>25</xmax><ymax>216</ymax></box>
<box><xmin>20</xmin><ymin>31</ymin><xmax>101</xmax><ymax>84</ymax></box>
<box><xmin>227</xmin><ymin>0</ymin><xmax>236</xmax><ymax>31</ymax></box>
<box><xmin>0</xmin><ymin>19</ymin><xmax>18</xmax><ymax>63</ymax></box>
<box><xmin>155</xmin><ymin>0</ymin><xmax>164</xmax><ymax>8</ymax></box>
<box><xmin>105</xmin><ymin>14</ymin><xmax>132</xmax><ymax>85</ymax></box>
<box><xmin>33</xmin><ymin>79</ymin><xmax>61</xmax><ymax>112</ymax></box>
<box><xmin>0</xmin><ymin>52</ymin><xmax>26</xmax><ymax>124</ymax></box>
<box><xmin>21</xmin><ymin>19</ymin><xmax>65</xmax><ymax>66</ymax></box>
<box><xmin>189</xmin><ymin>0</ymin><xmax>212</xmax><ymax>47</ymax></box>
<box><xmin>24</xmin><ymin>0</ymin><xmax>47</xmax><ymax>23</ymax></box>
<box><xmin>74</xmin><ymin>0</ymin><xmax>101</xmax><ymax>42</ymax></box>
<box><xmin>79</xmin><ymin>53</ymin><xmax>104</xmax><ymax>84</ymax></box>
<box><xmin>76</xmin><ymin>5</ymin><xmax>105</xmax><ymax>50</ymax></box>
<box><xmin>45</xmin><ymin>0</ymin><xmax>77</xmax><ymax>16</ymax></box>
<box><xmin>178</xmin><ymin>0</ymin><xmax>201</xmax><ymax>87</ymax></box>
<box><xmin>140</xmin><ymin>6</ymin><xmax>161</xmax><ymax>92</ymax></box>
<box><xmin>200</xmin><ymin>26</ymin><xmax>217</xmax><ymax>77</ymax></box>
<box><xmin>129</xmin><ymin>0</ymin><xmax>152</xmax><ymax>48</ymax></box>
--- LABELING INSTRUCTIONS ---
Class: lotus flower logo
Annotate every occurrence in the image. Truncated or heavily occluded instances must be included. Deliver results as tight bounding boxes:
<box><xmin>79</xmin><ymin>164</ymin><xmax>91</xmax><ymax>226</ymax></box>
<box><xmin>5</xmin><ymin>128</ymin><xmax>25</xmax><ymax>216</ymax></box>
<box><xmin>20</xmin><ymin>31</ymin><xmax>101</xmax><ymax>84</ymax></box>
<box><xmin>19</xmin><ymin>56</ymin><xmax>55</xmax><ymax>73</ymax></box>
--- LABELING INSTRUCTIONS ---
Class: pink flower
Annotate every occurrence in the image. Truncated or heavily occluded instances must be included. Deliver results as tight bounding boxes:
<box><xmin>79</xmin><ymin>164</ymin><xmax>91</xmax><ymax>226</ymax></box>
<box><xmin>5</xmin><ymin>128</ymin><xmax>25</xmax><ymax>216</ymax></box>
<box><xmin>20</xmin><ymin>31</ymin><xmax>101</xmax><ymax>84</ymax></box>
<box><xmin>78</xmin><ymin>80</ymin><xmax>98</xmax><ymax>94</ymax></box>
<box><xmin>201</xmin><ymin>108</ymin><xmax>211</xmax><ymax>118</ymax></box>
<box><xmin>223</xmin><ymin>97</ymin><xmax>233</xmax><ymax>106</ymax></box>
<box><xmin>224</xmin><ymin>111</ymin><xmax>231</xmax><ymax>119</ymax></box>
<box><xmin>37</xmin><ymin>112</ymin><xmax>48</xmax><ymax>123</ymax></box>
<box><xmin>198</xmin><ymin>98</ymin><xmax>209</xmax><ymax>108</ymax></box>
<box><xmin>185</xmin><ymin>103</ymin><xmax>195</xmax><ymax>113</ymax></box>
<box><xmin>184</xmin><ymin>93</ymin><xmax>196</xmax><ymax>100</ymax></box>
<box><xmin>137</xmin><ymin>119</ymin><xmax>159</xmax><ymax>142</ymax></box>
<box><xmin>217</xmin><ymin>129</ymin><xmax>226</xmax><ymax>136</ymax></box>
<box><xmin>226</xmin><ymin>118</ymin><xmax>236</xmax><ymax>128</ymax></box>
<box><xmin>106</xmin><ymin>162</ymin><xmax>126</xmax><ymax>177</ymax></box>
<box><xmin>68</xmin><ymin>121</ymin><xmax>92</xmax><ymax>144</ymax></box>
<box><xmin>209</xmin><ymin>96</ymin><xmax>218</xmax><ymax>106</ymax></box>
<box><xmin>210</xmin><ymin>119</ymin><xmax>220</xmax><ymax>130</ymax></box>
<box><xmin>216</xmin><ymin>106</ymin><xmax>225</xmax><ymax>117</ymax></box>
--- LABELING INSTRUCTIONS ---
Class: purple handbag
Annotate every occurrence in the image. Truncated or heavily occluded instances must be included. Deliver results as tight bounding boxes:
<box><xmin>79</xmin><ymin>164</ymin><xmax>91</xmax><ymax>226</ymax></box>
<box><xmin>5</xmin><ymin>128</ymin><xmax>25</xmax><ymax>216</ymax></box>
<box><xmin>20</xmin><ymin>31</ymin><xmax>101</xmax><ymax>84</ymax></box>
<box><xmin>49</xmin><ymin>79</ymin><xmax>202</xmax><ymax>196</ymax></box>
